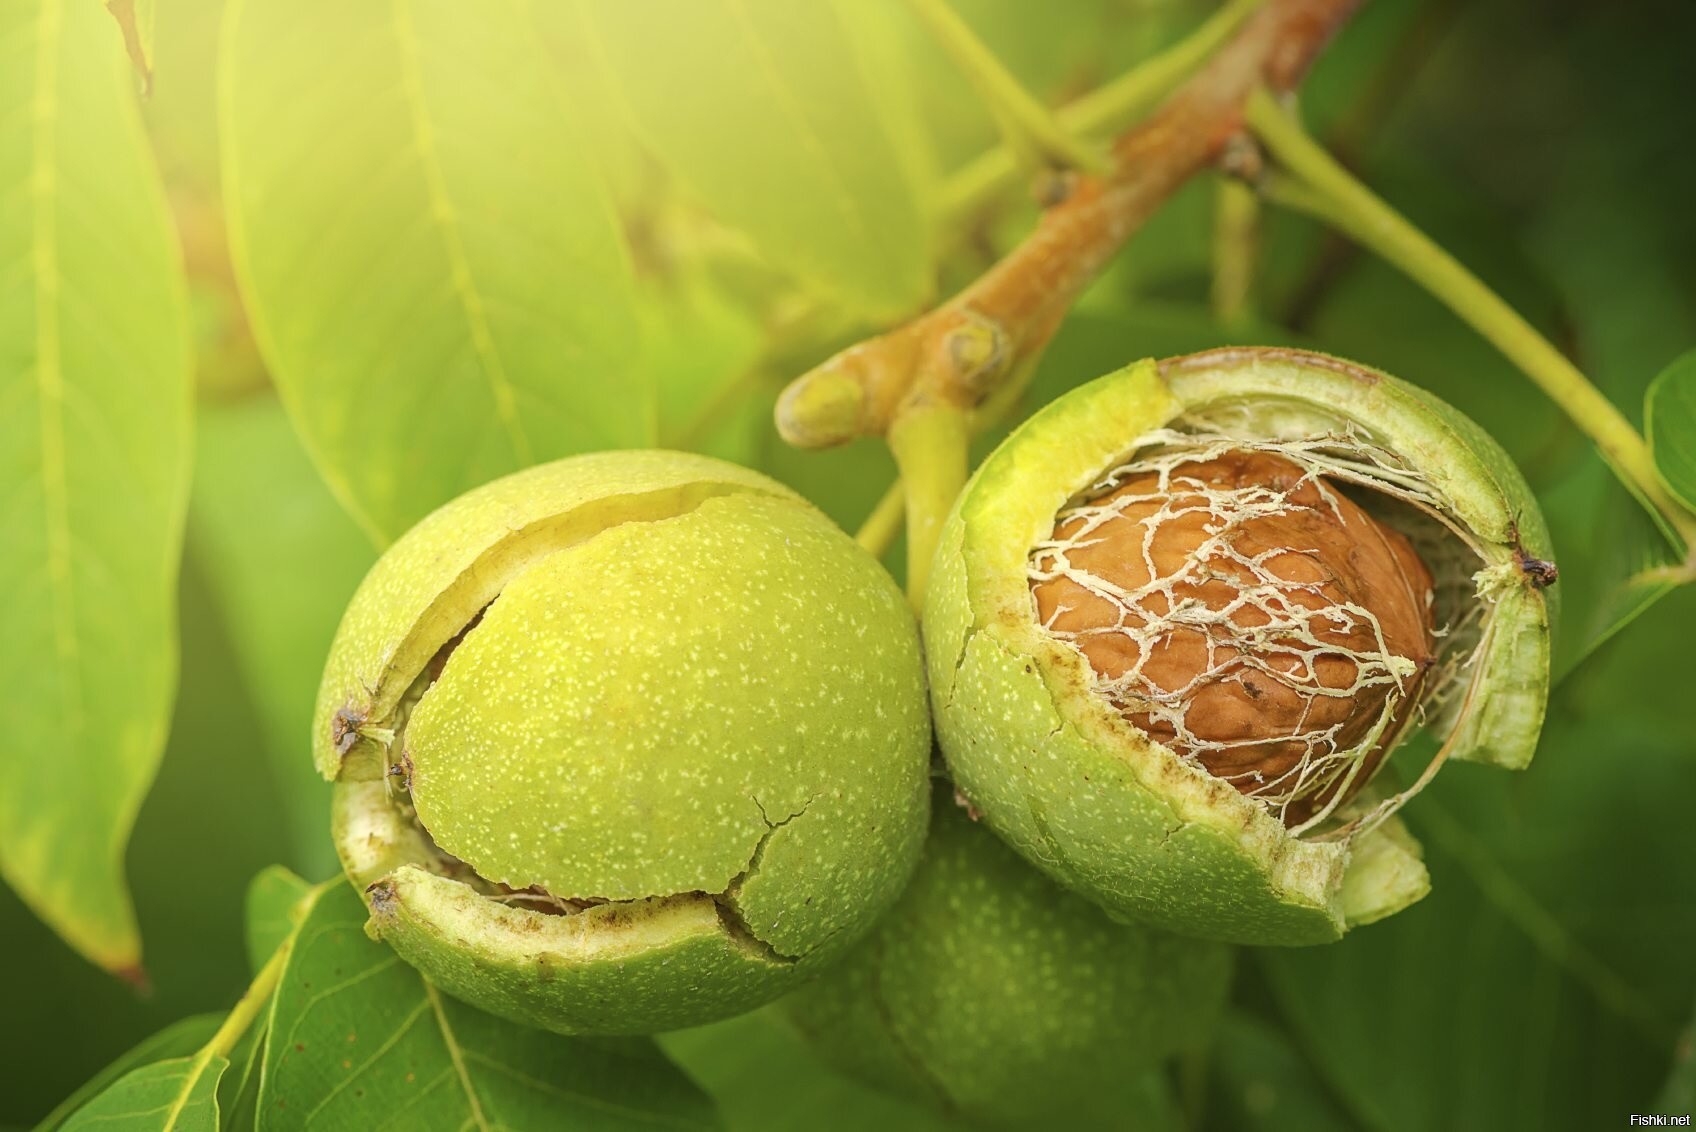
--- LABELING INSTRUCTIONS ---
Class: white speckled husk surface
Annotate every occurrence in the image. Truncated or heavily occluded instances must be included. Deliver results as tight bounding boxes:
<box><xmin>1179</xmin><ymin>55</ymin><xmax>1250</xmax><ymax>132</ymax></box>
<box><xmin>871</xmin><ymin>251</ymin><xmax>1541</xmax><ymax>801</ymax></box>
<box><xmin>318</xmin><ymin>450</ymin><xmax>932</xmax><ymax>1033</ymax></box>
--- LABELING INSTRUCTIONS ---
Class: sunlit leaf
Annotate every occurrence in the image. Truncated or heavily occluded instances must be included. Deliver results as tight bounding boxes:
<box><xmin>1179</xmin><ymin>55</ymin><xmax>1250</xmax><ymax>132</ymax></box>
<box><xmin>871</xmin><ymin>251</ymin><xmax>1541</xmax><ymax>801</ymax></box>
<box><xmin>0</xmin><ymin>0</ymin><xmax>193</xmax><ymax>973</ymax></box>
<box><xmin>257</xmin><ymin>883</ymin><xmax>718</xmax><ymax>1131</ymax></box>
<box><xmin>646</xmin><ymin>271</ymin><xmax>767</xmax><ymax>463</ymax></box>
<box><xmin>61</xmin><ymin>1052</ymin><xmax>228</xmax><ymax>1132</ymax></box>
<box><xmin>190</xmin><ymin>397</ymin><xmax>373</xmax><ymax>873</ymax></box>
<box><xmin>527</xmin><ymin>1</ymin><xmax>652</xmax><ymax>209</ymax></box>
<box><xmin>37</xmin><ymin>1015</ymin><xmax>222</xmax><ymax>1132</ymax></box>
<box><xmin>1646</xmin><ymin>348</ymin><xmax>1696</xmax><ymax>514</ymax></box>
<box><xmin>584</xmin><ymin>0</ymin><xmax>935</xmax><ymax>320</ymax></box>
<box><xmin>221</xmin><ymin>0</ymin><xmax>649</xmax><ymax>542</ymax></box>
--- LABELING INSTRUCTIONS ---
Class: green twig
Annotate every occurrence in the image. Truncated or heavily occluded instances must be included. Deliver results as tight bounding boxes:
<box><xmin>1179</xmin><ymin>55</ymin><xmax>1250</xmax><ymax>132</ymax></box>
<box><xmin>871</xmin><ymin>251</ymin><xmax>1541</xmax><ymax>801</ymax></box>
<box><xmin>940</xmin><ymin>0</ymin><xmax>1263</xmax><ymax>221</ymax></box>
<box><xmin>906</xmin><ymin>0</ymin><xmax>1104</xmax><ymax>182</ymax></box>
<box><xmin>856</xmin><ymin>480</ymin><xmax>907</xmax><ymax>559</ymax></box>
<box><xmin>1211</xmin><ymin>173</ymin><xmax>1261</xmax><ymax>327</ymax></box>
<box><xmin>1246</xmin><ymin>89</ymin><xmax>1696</xmax><ymax>553</ymax></box>
<box><xmin>887</xmin><ymin>404</ymin><xmax>970</xmax><ymax>607</ymax></box>
<box><xmin>857</xmin><ymin>345</ymin><xmax>1048</xmax><ymax>564</ymax></box>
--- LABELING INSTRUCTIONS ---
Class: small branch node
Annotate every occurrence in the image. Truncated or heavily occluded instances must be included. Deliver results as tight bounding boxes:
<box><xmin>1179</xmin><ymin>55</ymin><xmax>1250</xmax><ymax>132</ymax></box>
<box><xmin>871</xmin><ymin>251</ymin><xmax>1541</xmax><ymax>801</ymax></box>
<box><xmin>775</xmin><ymin>366</ymin><xmax>868</xmax><ymax>449</ymax></box>
<box><xmin>1218</xmin><ymin>131</ymin><xmax>1266</xmax><ymax>185</ymax></box>
<box><xmin>941</xmin><ymin>311</ymin><xmax>1012</xmax><ymax>398</ymax></box>
<box><xmin>1033</xmin><ymin>168</ymin><xmax>1082</xmax><ymax>209</ymax></box>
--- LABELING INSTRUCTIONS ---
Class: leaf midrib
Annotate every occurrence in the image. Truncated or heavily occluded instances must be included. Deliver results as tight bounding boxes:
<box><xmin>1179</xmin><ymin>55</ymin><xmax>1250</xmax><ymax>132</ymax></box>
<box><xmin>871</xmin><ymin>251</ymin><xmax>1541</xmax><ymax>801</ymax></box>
<box><xmin>424</xmin><ymin>979</ymin><xmax>491</xmax><ymax>1132</ymax></box>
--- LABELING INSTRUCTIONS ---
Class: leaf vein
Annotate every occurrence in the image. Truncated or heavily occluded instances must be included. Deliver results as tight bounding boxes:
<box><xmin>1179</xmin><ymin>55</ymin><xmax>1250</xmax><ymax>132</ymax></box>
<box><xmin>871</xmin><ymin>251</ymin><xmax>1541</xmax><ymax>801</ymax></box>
<box><xmin>424</xmin><ymin>979</ymin><xmax>491</xmax><ymax>1132</ymax></box>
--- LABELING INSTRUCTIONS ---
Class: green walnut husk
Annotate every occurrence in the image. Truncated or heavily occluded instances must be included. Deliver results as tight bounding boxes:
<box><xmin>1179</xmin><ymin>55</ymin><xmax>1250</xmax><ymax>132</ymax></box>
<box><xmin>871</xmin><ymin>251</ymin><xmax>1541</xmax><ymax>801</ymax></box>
<box><xmin>782</xmin><ymin>792</ymin><xmax>1231</xmax><ymax>1129</ymax></box>
<box><xmin>924</xmin><ymin>347</ymin><xmax>1554</xmax><ymax>946</ymax></box>
<box><xmin>317</xmin><ymin>450</ymin><xmax>932</xmax><ymax>1034</ymax></box>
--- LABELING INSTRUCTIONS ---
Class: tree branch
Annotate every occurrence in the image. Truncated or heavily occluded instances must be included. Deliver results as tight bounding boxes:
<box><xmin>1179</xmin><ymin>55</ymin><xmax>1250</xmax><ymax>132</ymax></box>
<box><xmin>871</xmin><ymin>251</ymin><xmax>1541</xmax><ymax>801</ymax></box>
<box><xmin>775</xmin><ymin>0</ymin><xmax>1362</xmax><ymax>450</ymax></box>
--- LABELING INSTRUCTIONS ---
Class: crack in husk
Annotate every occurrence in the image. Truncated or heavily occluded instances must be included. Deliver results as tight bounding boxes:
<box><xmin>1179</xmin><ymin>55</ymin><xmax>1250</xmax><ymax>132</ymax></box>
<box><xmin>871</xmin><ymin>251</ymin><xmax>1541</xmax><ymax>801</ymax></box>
<box><xmin>371</xmin><ymin>783</ymin><xmax>818</xmax><ymax>965</ymax></box>
<box><xmin>331</xmin><ymin>481</ymin><xmax>783</xmax><ymax>780</ymax></box>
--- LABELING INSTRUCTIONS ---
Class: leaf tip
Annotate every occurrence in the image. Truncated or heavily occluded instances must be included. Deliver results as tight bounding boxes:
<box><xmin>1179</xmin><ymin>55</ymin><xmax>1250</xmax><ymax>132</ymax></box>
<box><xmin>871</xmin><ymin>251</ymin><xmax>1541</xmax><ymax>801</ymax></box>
<box><xmin>115</xmin><ymin>962</ymin><xmax>153</xmax><ymax>996</ymax></box>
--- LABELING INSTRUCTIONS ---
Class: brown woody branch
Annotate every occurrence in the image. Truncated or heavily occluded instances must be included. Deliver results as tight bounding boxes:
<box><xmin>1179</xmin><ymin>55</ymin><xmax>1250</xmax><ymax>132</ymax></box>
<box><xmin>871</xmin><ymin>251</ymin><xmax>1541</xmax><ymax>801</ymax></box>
<box><xmin>775</xmin><ymin>0</ymin><xmax>1362</xmax><ymax>448</ymax></box>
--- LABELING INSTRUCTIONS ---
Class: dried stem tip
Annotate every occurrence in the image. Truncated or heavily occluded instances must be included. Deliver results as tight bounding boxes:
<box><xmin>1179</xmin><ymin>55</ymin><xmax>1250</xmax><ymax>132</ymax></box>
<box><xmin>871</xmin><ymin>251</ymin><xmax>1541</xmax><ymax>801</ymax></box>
<box><xmin>1030</xmin><ymin>449</ymin><xmax>1435</xmax><ymax>829</ymax></box>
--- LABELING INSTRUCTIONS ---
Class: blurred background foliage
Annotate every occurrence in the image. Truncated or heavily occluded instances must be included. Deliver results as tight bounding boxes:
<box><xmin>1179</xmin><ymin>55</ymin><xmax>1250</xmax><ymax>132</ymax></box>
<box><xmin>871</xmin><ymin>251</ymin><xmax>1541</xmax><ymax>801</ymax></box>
<box><xmin>3</xmin><ymin>0</ymin><xmax>1693</xmax><ymax>1127</ymax></box>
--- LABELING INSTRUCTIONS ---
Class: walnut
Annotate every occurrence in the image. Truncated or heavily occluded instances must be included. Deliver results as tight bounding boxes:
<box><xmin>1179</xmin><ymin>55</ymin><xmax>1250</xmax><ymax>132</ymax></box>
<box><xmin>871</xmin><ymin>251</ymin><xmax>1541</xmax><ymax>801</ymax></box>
<box><xmin>1031</xmin><ymin>449</ymin><xmax>1435</xmax><ymax>827</ymax></box>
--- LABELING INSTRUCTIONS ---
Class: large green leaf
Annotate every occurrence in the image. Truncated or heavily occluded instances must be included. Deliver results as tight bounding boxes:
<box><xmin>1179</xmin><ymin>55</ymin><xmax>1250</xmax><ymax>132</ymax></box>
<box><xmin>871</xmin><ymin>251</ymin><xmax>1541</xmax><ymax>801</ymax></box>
<box><xmin>190</xmin><ymin>397</ymin><xmax>373</xmax><ymax>874</ymax></box>
<box><xmin>257</xmin><ymin>882</ymin><xmax>719</xmax><ymax>1130</ymax></box>
<box><xmin>139</xmin><ymin>0</ymin><xmax>222</xmax><ymax>196</ymax></box>
<box><xmin>37</xmin><ymin>1015</ymin><xmax>222</xmax><ymax>1132</ymax></box>
<box><xmin>526</xmin><ymin>0</ymin><xmax>651</xmax><ymax>210</ymax></box>
<box><xmin>643</xmin><ymin>270</ymin><xmax>766</xmax><ymax>463</ymax></box>
<box><xmin>0</xmin><ymin>0</ymin><xmax>193</xmax><ymax>973</ymax></box>
<box><xmin>585</xmin><ymin>0</ymin><xmax>934</xmax><ymax>320</ymax></box>
<box><xmin>220</xmin><ymin>0</ymin><xmax>649</xmax><ymax>542</ymax></box>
